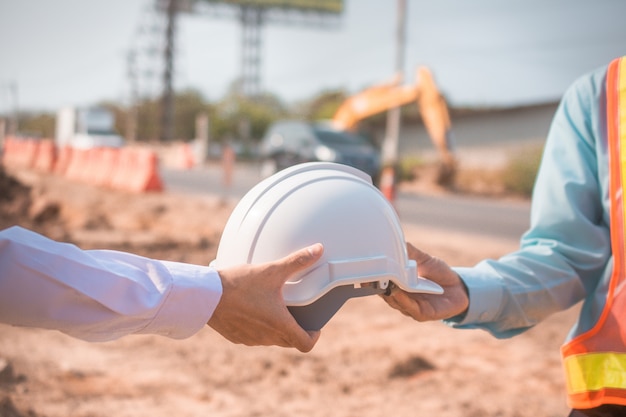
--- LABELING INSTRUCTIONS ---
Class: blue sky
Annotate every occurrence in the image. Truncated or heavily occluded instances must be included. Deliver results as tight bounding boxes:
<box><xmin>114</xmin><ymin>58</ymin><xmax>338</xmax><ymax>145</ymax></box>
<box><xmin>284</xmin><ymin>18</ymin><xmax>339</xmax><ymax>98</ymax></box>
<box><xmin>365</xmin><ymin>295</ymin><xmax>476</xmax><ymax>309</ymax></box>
<box><xmin>1</xmin><ymin>0</ymin><xmax>625</xmax><ymax>113</ymax></box>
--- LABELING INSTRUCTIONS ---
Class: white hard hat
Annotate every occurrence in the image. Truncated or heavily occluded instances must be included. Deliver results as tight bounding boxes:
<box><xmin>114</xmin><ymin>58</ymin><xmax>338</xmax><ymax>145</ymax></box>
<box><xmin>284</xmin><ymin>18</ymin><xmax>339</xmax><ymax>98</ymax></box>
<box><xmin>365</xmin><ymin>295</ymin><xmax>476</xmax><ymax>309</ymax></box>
<box><xmin>212</xmin><ymin>162</ymin><xmax>442</xmax><ymax>330</ymax></box>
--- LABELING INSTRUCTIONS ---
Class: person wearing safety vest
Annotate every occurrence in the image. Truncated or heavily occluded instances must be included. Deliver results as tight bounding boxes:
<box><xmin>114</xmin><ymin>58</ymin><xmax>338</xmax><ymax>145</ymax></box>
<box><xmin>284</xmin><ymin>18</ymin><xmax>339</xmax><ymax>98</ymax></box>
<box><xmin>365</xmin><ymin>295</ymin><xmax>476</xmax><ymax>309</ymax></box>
<box><xmin>383</xmin><ymin>55</ymin><xmax>626</xmax><ymax>417</ymax></box>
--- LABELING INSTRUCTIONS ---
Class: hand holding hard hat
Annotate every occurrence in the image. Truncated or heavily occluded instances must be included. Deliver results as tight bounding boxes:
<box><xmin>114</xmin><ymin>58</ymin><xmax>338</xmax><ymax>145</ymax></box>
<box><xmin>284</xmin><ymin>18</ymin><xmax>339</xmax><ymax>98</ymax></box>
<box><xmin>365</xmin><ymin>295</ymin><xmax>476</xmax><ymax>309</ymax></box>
<box><xmin>212</xmin><ymin>162</ymin><xmax>443</xmax><ymax>331</ymax></box>
<box><xmin>210</xmin><ymin>243</ymin><xmax>324</xmax><ymax>352</ymax></box>
<box><xmin>382</xmin><ymin>242</ymin><xmax>469</xmax><ymax>322</ymax></box>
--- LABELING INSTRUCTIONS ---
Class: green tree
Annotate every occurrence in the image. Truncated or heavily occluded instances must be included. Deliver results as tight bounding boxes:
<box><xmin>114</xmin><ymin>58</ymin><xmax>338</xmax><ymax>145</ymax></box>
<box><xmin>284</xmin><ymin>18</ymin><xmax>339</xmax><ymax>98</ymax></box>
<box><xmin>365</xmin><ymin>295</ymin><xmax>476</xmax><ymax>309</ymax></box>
<box><xmin>16</xmin><ymin>112</ymin><xmax>56</xmax><ymax>139</ymax></box>
<box><xmin>212</xmin><ymin>88</ymin><xmax>289</xmax><ymax>144</ymax></box>
<box><xmin>134</xmin><ymin>98</ymin><xmax>161</xmax><ymax>142</ymax></box>
<box><xmin>174</xmin><ymin>89</ymin><xmax>212</xmax><ymax>141</ymax></box>
<box><xmin>298</xmin><ymin>88</ymin><xmax>347</xmax><ymax>122</ymax></box>
<box><xmin>502</xmin><ymin>145</ymin><xmax>544</xmax><ymax>196</ymax></box>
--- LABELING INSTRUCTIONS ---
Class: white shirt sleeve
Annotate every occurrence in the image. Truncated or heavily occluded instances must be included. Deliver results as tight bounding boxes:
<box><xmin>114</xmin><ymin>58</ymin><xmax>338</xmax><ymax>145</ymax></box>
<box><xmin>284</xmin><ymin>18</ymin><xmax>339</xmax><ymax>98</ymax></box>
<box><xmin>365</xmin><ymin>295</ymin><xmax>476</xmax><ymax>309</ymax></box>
<box><xmin>0</xmin><ymin>226</ymin><xmax>223</xmax><ymax>342</ymax></box>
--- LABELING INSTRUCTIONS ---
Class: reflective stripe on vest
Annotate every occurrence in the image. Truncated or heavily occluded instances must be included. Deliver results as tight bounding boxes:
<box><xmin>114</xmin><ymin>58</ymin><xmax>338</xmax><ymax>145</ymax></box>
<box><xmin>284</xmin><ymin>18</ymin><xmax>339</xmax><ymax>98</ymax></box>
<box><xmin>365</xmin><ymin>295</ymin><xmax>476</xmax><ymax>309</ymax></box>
<box><xmin>561</xmin><ymin>56</ymin><xmax>626</xmax><ymax>409</ymax></box>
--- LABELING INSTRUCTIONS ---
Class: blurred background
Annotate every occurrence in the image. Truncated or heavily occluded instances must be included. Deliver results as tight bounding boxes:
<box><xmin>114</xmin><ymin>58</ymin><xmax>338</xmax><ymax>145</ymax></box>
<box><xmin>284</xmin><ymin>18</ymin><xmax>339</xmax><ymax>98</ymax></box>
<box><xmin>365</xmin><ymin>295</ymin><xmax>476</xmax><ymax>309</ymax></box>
<box><xmin>1</xmin><ymin>0</ymin><xmax>625</xmax><ymax>192</ymax></box>
<box><xmin>2</xmin><ymin>4</ymin><xmax>626</xmax><ymax>416</ymax></box>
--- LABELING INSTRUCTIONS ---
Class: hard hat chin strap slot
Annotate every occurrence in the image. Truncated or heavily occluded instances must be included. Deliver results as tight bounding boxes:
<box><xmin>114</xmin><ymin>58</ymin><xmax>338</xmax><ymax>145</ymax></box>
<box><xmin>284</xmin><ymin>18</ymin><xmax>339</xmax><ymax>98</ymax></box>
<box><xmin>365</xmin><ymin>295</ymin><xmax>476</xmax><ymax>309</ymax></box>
<box><xmin>288</xmin><ymin>284</ymin><xmax>385</xmax><ymax>331</ymax></box>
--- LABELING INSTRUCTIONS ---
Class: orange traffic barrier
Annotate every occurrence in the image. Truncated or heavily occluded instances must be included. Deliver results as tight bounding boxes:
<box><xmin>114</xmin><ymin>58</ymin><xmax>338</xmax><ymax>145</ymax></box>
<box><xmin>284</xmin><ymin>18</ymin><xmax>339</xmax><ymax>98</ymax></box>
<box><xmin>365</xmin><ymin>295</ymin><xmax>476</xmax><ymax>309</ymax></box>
<box><xmin>33</xmin><ymin>139</ymin><xmax>57</xmax><ymax>173</ymax></box>
<box><xmin>64</xmin><ymin>148</ymin><xmax>92</xmax><ymax>183</ymax></box>
<box><xmin>6</xmin><ymin>141</ymin><xmax>164</xmax><ymax>194</ymax></box>
<box><xmin>109</xmin><ymin>148</ymin><xmax>133</xmax><ymax>191</ymax></box>
<box><xmin>22</xmin><ymin>139</ymin><xmax>39</xmax><ymax>169</ymax></box>
<box><xmin>169</xmin><ymin>143</ymin><xmax>196</xmax><ymax>170</ymax></box>
<box><xmin>128</xmin><ymin>148</ymin><xmax>163</xmax><ymax>192</ymax></box>
<box><xmin>1</xmin><ymin>136</ymin><xmax>16</xmax><ymax>167</ymax></box>
<box><xmin>110</xmin><ymin>147</ymin><xmax>163</xmax><ymax>193</ymax></box>
<box><xmin>2</xmin><ymin>137</ymin><xmax>39</xmax><ymax>169</ymax></box>
<box><xmin>79</xmin><ymin>148</ymin><xmax>107</xmax><ymax>186</ymax></box>
<box><xmin>91</xmin><ymin>147</ymin><xmax>120</xmax><ymax>187</ymax></box>
<box><xmin>53</xmin><ymin>146</ymin><xmax>73</xmax><ymax>176</ymax></box>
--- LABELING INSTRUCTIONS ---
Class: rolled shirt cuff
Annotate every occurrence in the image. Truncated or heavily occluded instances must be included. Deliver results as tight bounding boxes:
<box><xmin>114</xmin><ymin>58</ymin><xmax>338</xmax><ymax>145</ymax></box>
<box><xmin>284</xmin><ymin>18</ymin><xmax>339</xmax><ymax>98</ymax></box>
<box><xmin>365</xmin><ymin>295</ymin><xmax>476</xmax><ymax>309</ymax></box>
<box><xmin>447</xmin><ymin>266</ymin><xmax>504</xmax><ymax>326</ymax></box>
<box><xmin>140</xmin><ymin>261</ymin><xmax>223</xmax><ymax>339</ymax></box>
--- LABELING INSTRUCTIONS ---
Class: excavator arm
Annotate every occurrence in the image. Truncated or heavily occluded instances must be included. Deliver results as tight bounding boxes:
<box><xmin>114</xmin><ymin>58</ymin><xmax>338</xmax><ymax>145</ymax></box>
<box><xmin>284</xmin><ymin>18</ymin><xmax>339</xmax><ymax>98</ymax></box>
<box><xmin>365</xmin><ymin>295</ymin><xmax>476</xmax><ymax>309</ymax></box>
<box><xmin>331</xmin><ymin>72</ymin><xmax>419</xmax><ymax>132</ymax></box>
<box><xmin>331</xmin><ymin>66</ymin><xmax>456</xmax><ymax>184</ymax></box>
<box><xmin>415</xmin><ymin>67</ymin><xmax>455</xmax><ymax>171</ymax></box>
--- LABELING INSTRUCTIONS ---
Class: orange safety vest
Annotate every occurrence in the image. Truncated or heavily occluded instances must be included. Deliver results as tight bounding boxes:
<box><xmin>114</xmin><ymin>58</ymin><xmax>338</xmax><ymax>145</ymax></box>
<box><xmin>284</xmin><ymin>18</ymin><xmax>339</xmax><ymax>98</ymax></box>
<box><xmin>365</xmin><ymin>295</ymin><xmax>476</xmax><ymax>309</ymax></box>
<box><xmin>561</xmin><ymin>56</ymin><xmax>626</xmax><ymax>409</ymax></box>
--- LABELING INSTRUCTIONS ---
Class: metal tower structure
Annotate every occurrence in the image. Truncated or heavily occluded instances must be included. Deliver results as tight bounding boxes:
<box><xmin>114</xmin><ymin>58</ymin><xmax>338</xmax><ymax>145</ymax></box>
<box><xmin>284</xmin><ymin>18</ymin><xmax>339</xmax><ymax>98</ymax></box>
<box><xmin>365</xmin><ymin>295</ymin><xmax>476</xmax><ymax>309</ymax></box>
<box><xmin>161</xmin><ymin>0</ymin><xmax>177</xmax><ymax>141</ymax></box>
<box><xmin>129</xmin><ymin>1</ymin><xmax>169</xmax><ymax>141</ymax></box>
<box><xmin>233</xmin><ymin>2</ymin><xmax>343</xmax><ymax>97</ymax></box>
<box><xmin>239</xmin><ymin>5</ymin><xmax>263</xmax><ymax>97</ymax></box>
<box><xmin>153</xmin><ymin>0</ymin><xmax>343</xmax><ymax>141</ymax></box>
<box><xmin>180</xmin><ymin>0</ymin><xmax>343</xmax><ymax>98</ymax></box>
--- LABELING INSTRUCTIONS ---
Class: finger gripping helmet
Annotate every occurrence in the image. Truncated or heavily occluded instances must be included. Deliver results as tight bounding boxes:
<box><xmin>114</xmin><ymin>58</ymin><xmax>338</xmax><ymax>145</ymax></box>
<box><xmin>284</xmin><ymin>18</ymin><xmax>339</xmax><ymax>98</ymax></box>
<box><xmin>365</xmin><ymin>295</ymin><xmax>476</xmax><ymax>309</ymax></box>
<box><xmin>213</xmin><ymin>162</ymin><xmax>442</xmax><ymax>330</ymax></box>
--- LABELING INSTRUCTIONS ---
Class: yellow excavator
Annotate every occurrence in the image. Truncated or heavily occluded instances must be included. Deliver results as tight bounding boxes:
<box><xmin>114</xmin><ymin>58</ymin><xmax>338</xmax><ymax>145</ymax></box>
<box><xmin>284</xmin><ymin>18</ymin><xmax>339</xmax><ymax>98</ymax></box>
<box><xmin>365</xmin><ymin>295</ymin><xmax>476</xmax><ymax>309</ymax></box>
<box><xmin>331</xmin><ymin>66</ymin><xmax>456</xmax><ymax>184</ymax></box>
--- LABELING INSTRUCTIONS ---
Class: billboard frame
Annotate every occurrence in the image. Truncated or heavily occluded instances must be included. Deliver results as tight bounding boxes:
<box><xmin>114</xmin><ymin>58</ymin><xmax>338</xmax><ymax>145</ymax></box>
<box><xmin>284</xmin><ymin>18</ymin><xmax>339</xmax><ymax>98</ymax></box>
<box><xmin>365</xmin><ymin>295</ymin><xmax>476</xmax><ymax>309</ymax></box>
<box><xmin>199</xmin><ymin>0</ymin><xmax>343</xmax><ymax>14</ymax></box>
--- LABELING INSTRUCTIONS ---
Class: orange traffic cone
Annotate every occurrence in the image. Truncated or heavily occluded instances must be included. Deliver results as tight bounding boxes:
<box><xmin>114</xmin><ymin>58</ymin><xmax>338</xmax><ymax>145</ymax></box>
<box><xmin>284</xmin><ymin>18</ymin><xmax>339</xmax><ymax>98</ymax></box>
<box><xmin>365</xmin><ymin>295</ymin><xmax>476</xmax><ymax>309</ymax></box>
<box><xmin>379</xmin><ymin>166</ymin><xmax>396</xmax><ymax>203</ymax></box>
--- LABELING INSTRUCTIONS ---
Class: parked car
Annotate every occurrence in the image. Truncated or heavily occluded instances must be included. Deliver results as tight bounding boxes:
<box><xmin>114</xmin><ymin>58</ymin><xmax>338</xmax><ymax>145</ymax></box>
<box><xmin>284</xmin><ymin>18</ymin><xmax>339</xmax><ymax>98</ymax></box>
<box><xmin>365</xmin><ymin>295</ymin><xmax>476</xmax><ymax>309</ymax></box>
<box><xmin>259</xmin><ymin>120</ymin><xmax>381</xmax><ymax>182</ymax></box>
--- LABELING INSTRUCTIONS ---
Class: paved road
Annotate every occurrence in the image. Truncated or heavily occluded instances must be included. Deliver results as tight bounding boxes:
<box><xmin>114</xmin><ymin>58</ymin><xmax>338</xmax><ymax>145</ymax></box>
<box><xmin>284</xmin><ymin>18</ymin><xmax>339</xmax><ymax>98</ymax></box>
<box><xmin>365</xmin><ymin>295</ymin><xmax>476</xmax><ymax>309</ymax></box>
<box><xmin>161</xmin><ymin>164</ymin><xmax>531</xmax><ymax>242</ymax></box>
<box><xmin>395</xmin><ymin>190</ymin><xmax>530</xmax><ymax>241</ymax></box>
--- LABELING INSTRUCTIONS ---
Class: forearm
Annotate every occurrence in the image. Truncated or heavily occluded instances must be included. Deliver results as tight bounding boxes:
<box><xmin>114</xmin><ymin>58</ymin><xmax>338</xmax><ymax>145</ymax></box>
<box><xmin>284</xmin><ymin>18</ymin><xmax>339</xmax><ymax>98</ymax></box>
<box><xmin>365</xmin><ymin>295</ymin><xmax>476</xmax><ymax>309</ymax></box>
<box><xmin>0</xmin><ymin>226</ymin><xmax>222</xmax><ymax>341</ymax></box>
<box><xmin>450</xmin><ymin>248</ymin><xmax>589</xmax><ymax>338</ymax></box>
<box><xmin>447</xmin><ymin>70</ymin><xmax>610</xmax><ymax>338</ymax></box>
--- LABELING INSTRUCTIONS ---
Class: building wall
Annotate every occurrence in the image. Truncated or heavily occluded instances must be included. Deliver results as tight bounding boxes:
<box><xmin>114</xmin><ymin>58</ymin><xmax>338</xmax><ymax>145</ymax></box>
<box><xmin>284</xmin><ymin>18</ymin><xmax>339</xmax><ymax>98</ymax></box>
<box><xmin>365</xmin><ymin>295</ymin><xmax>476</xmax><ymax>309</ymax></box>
<box><xmin>376</xmin><ymin>103</ymin><xmax>559</xmax><ymax>161</ymax></box>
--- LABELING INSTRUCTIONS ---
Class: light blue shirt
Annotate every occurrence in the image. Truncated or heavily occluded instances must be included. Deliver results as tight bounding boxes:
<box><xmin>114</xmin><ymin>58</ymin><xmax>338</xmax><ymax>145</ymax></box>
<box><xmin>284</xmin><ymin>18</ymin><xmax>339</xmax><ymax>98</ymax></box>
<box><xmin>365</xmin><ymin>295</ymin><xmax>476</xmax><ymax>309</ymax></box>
<box><xmin>451</xmin><ymin>63</ymin><xmax>613</xmax><ymax>342</ymax></box>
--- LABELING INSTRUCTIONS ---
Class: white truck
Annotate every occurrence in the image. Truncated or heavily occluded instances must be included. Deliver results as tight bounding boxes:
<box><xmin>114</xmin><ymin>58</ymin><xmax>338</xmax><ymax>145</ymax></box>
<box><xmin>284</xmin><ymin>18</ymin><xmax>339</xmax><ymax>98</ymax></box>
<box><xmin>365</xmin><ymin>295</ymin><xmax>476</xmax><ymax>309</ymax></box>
<box><xmin>55</xmin><ymin>106</ymin><xmax>124</xmax><ymax>149</ymax></box>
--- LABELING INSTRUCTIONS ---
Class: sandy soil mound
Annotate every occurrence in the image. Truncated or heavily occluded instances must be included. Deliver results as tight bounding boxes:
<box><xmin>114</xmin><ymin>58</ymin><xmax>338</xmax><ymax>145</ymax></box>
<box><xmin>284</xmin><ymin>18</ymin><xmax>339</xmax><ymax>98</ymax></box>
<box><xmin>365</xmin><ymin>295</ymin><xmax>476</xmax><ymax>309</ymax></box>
<box><xmin>0</xmin><ymin>167</ymin><xmax>578</xmax><ymax>417</ymax></box>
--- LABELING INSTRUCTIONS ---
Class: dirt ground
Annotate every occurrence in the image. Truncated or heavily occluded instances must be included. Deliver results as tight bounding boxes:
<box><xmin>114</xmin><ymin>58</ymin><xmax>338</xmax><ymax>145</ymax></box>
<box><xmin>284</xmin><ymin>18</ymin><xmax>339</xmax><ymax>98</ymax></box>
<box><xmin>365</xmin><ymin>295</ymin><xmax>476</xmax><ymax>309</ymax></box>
<box><xmin>0</xmin><ymin>166</ymin><xmax>578</xmax><ymax>417</ymax></box>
